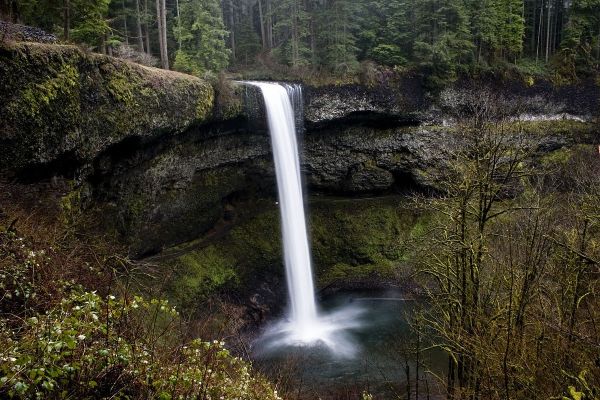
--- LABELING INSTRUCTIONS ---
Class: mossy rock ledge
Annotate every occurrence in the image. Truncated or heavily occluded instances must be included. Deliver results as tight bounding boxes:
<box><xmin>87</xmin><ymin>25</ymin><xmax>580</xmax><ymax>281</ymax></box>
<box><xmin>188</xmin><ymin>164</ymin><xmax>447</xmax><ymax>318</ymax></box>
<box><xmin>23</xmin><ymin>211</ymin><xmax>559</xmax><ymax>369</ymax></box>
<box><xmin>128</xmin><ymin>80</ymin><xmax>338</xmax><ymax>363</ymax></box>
<box><xmin>0</xmin><ymin>41</ymin><xmax>214</xmax><ymax>170</ymax></box>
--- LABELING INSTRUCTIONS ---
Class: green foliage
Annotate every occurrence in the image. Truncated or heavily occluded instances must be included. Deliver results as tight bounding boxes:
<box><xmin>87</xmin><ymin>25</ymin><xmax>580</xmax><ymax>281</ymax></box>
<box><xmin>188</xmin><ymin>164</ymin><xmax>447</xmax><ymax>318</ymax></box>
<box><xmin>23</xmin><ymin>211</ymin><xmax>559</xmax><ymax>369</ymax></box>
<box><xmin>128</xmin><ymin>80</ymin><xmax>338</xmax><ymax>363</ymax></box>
<box><xmin>412</xmin><ymin>0</ymin><xmax>475</xmax><ymax>88</ymax></box>
<box><xmin>173</xmin><ymin>0</ymin><xmax>230</xmax><ymax>76</ymax></box>
<box><xmin>235</xmin><ymin>17</ymin><xmax>262</xmax><ymax>65</ymax></box>
<box><xmin>556</xmin><ymin>0</ymin><xmax>600</xmax><ymax>79</ymax></box>
<box><xmin>68</xmin><ymin>0</ymin><xmax>111</xmax><ymax>46</ymax></box>
<box><xmin>10</xmin><ymin>0</ymin><xmax>600</xmax><ymax>84</ymax></box>
<box><xmin>362</xmin><ymin>0</ymin><xmax>414</xmax><ymax>67</ymax></box>
<box><xmin>369</xmin><ymin>44</ymin><xmax>408</xmax><ymax>67</ymax></box>
<box><xmin>17</xmin><ymin>0</ymin><xmax>110</xmax><ymax>47</ymax></box>
<box><xmin>313</xmin><ymin>0</ymin><xmax>360</xmax><ymax>73</ymax></box>
<box><xmin>469</xmin><ymin>0</ymin><xmax>525</xmax><ymax>62</ymax></box>
<box><xmin>166</xmin><ymin>245</ymin><xmax>238</xmax><ymax>313</ymax></box>
<box><xmin>0</xmin><ymin>289</ymin><xmax>280</xmax><ymax>399</ymax></box>
<box><xmin>0</xmin><ymin>231</ymin><xmax>39</xmax><ymax>316</ymax></box>
<box><xmin>560</xmin><ymin>370</ymin><xmax>600</xmax><ymax>400</ymax></box>
<box><xmin>0</xmin><ymin>229</ymin><xmax>280</xmax><ymax>400</ymax></box>
<box><xmin>14</xmin><ymin>0</ymin><xmax>63</xmax><ymax>34</ymax></box>
<box><xmin>514</xmin><ymin>57</ymin><xmax>549</xmax><ymax>79</ymax></box>
<box><xmin>272</xmin><ymin>0</ymin><xmax>312</xmax><ymax>67</ymax></box>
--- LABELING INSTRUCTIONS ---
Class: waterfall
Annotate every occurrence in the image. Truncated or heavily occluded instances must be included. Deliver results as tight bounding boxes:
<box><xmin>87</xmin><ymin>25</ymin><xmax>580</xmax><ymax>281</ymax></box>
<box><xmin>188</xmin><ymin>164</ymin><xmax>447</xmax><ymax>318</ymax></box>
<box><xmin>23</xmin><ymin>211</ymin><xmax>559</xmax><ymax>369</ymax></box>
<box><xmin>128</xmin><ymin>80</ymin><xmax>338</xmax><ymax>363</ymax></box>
<box><xmin>241</xmin><ymin>81</ymin><xmax>363</xmax><ymax>355</ymax></box>
<box><xmin>245</xmin><ymin>82</ymin><xmax>318</xmax><ymax>339</ymax></box>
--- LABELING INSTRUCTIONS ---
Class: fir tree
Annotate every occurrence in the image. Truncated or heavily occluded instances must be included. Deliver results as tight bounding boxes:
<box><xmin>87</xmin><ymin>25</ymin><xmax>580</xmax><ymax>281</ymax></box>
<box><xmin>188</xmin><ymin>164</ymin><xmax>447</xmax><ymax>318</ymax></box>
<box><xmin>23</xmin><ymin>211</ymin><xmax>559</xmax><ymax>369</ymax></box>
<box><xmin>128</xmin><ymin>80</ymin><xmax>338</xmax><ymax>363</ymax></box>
<box><xmin>559</xmin><ymin>0</ymin><xmax>600</xmax><ymax>77</ymax></box>
<box><xmin>365</xmin><ymin>0</ymin><xmax>415</xmax><ymax>66</ymax></box>
<box><xmin>315</xmin><ymin>0</ymin><xmax>360</xmax><ymax>72</ymax></box>
<box><xmin>470</xmin><ymin>0</ymin><xmax>524</xmax><ymax>63</ymax></box>
<box><xmin>173</xmin><ymin>0</ymin><xmax>230</xmax><ymax>75</ymax></box>
<box><xmin>413</xmin><ymin>0</ymin><xmax>474</xmax><ymax>87</ymax></box>
<box><xmin>272</xmin><ymin>0</ymin><xmax>311</xmax><ymax>67</ymax></box>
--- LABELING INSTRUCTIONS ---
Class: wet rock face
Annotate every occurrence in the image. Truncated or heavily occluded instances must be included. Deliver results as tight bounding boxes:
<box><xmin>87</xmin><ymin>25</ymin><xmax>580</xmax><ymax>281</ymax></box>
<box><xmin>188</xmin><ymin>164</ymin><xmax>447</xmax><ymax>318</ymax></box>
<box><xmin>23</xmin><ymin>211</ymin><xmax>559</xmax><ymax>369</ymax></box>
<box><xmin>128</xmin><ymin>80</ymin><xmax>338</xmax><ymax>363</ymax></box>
<box><xmin>302</xmin><ymin>78</ymin><xmax>600</xmax><ymax>128</ymax></box>
<box><xmin>91</xmin><ymin>120</ymin><xmax>451</xmax><ymax>256</ymax></box>
<box><xmin>90</xmin><ymin>116</ymin><xmax>599</xmax><ymax>257</ymax></box>
<box><xmin>302</xmin><ymin>125</ymin><xmax>453</xmax><ymax>193</ymax></box>
<box><xmin>2</xmin><ymin>41</ymin><xmax>599</xmax><ymax>257</ymax></box>
<box><xmin>344</xmin><ymin>164</ymin><xmax>395</xmax><ymax>193</ymax></box>
<box><xmin>303</xmin><ymin>83</ymin><xmax>426</xmax><ymax>126</ymax></box>
<box><xmin>90</xmin><ymin>123</ymin><xmax>275</xmax><ymax>257</ymax></box>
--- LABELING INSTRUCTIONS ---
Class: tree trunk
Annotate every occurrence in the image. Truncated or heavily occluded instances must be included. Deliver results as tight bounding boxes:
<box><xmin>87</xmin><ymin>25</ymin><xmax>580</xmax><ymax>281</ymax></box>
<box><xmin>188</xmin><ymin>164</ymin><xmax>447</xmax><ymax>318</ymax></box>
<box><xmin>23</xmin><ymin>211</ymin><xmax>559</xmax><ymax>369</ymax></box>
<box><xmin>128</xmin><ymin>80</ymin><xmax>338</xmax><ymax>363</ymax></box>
<box><xmin>405</xmin><ymin>363</ymin><xmax>411</xmax><ymax>400</ymax></box>
<box><xmin>447</xmin><ymin>356</ymin><xmax>455</xmax><ymax>399</ymax></box>
<box><xmin>545</xmin><ymin>0</ymin><xmax>551</xmax><ymax>62</ymax></box>
<box><xmin>258</xmin><ymin>0</ymin><xmax>267</xmax><ymax>49</ymax></box>
<box><xmin>551</xmin><ymin>0</ymin><xmax>558</xmax><ymax>55</ymax></box>
<box><xmin>63</xmin><ymin>0</ymin><xmax>70</xmax><ymax>41</ymax></box>
<box><xmin>161</xmin><ymin>0</ymin><xmax>168</xmax><ymax>68</ymax></box>
<box><xmin>415</xmin><ymin>323</ymin><xmax>420</xmax><ymax>400</ymax></box>
<box><xmin>291</xmin><ymin>0</ymin><xmax>298</xmax><ymax>66</ymax></box>
<box><xmin>4</xmin><ymin>0</ymin><xmax>17</xmax><ymax>22</ymax></box>
<box><xmin>310</xmin><ymin>9</ymin><xmax>316</xmax><ymax>65</ymax></box>
<box><xmin>156</xmin><ymin>0</ymin><xmax>168</xmax><ymax>69</ymax></box>
<box><xmin>228</xmin><ymin>0</ymin><xmax>236</xmax><ymax>60</ymax></box>
<box><xmin>529</xmin><ymin>1</ymin><xmax>537</xmax><ymax>55</ymax></box>
<box><xmin>156</xmin><ymin>0</ymin><xmax>163</xmax><ymax>59</ymax></box>
<box><xmin>123</xmin><ymin>0</ymin><xmax>129</xmax><ymax>45</ymax></box>
<box><xmin>596</xmin><ymin>23</ymin><xmax>600</xmax><ymax>65</ymax></box>
<box><xmin>176</xmin><ymin>0</ymin><xmax>182</xmax><ymax>49</ymax></box>
<box><xmin>144</xmin><ymin>0</ymin><xmax>151</xmax><ymax>54</ymax></box>
<box><xmin>536</xmin><ymin>0</ymin><xmax>544</xmax><ymax>61</ymax></box>
<box><xmin>266</xmin><ymin>0</ymin><xmax>273</xmax><ymax>48</ymax></box>
<box><xmin>135</xmin><ymin>0</ymin><xmax>144</xmax><ymax>52</ymax></box>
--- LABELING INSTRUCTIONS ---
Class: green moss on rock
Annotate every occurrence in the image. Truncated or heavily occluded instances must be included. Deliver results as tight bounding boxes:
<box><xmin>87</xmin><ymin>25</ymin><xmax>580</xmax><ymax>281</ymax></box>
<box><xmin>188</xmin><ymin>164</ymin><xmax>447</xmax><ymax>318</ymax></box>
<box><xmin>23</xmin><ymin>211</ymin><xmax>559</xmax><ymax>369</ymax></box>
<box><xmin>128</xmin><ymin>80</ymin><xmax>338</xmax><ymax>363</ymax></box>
<box><xmin>13</xmin><ymin>63</ymin><xmax>81</xmax><ymax>120</ymax></box>
<box><xmin>157</xmin><ymin>196</ymin><xmax>432</xmax><ymax>309</ymax></box>
<box><xmin>309</xmin><ymin>197</ymin><xmax>431</xmax><ymax>285</ymax></box>
<box><xmin>166</xmin><ymin>245</ymin><xmax>239</xmax><ymax>312</ymax></box>
<box><xmin>0</xmin><ymin>42</ymin><xmax>215</xmax><ymax>169</ymax></box>
<box><xmin>540</xmin><ymin>147</ymin><xmax>574</xmax><ymax>166</ymax></box>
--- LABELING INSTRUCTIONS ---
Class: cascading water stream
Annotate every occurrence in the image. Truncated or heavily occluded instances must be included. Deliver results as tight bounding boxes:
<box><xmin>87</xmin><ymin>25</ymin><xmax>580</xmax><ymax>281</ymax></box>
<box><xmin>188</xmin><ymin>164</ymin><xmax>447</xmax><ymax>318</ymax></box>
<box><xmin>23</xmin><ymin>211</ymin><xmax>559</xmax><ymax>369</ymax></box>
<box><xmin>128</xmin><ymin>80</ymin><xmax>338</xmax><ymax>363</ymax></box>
<box><xmin>245</xmin><ymin>81</ymin><xmax>318</xmax><ymax>338</ymax></box>
<box><xmin>241</xmin><ymin>81</ymin><xmax>364</xmax><ymax>355</ymax></box>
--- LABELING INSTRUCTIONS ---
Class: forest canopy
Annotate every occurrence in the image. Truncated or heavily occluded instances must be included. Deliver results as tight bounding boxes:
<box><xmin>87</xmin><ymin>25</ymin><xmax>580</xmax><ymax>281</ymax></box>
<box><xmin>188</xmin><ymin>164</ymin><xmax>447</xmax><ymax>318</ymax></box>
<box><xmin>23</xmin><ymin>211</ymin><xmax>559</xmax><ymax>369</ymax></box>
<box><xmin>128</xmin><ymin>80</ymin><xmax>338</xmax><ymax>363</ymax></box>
<box><xmin>1</xmin><ymin>0</ymin><xmax>600</xmax><ymax>84</ymax></box>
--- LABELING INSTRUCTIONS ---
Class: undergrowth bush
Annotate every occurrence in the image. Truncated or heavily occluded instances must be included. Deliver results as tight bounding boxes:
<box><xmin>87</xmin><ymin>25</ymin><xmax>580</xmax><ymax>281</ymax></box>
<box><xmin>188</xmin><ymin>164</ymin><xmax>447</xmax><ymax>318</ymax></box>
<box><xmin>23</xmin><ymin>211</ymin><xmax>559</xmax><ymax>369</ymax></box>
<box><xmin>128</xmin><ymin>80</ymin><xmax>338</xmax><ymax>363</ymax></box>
<box><xmin>0</xmin><ymin>204</ymin><xmax>280</xmax><ymax>400</ymax></box>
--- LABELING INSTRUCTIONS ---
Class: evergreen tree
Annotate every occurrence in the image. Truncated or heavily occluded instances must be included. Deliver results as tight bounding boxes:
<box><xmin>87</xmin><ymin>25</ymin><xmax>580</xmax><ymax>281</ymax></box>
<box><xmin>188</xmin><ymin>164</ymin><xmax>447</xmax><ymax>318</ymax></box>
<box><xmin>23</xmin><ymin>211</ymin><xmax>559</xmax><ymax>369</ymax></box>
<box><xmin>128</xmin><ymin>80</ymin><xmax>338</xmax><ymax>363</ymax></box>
<box><xmin>17</xmin><ymin>0</ymin><xmax>110</xmax><ymax>48</ymax></box>
<box><xmin>16</xmin><ymin>0</ymin><xmax>62</xmax><ymax>34</ymax></box>
<box><xmin>235</xmin><ymin>15</ymin><xmax>262</xmax><ymax>65</ymax></box>
<box><xmin>272</xmin><ymin>0</ymin><xmax>311</xmax><ymax>67</ymax></box>
<box><xmin>365</xmin><ymin>0</ymin><xmax>415</xmax><ymax>66</ymax></box>
<box><xmin>8</xmin><ymin>0</ymin><xmax>600</xmax><ymax>81</ymax></box>
<box><xmin>470</xmin><ymin>0</ymin><xmax>524</xmax><ymax>63</ymax></box>
<box><xmin>498</xmin><ymin>0</ymin><xmax>525</xmax><ymax>60</ymax></box>
<box><xmin>314</xmin><ymin>0</ymin><xmax>360</xmax><ymax>72</ymax></box>
<box><xmin>559</xmin><ymin>0</ymin><xmax>600</xmax><ymax>77</ymax></box>
<box><xmin>69</xmin><ymin>0</ymin><xmax>111</xmax><ymax>47</ymax></box>
<box><xmin>413</xmin><ymin>0</ymin><xmax>474</xmax><ymax>86</ymax></box>
<box><xmin>173</xmin><ymin>0</ymin><xmax>230</xmax><ymax>75</ymax></box>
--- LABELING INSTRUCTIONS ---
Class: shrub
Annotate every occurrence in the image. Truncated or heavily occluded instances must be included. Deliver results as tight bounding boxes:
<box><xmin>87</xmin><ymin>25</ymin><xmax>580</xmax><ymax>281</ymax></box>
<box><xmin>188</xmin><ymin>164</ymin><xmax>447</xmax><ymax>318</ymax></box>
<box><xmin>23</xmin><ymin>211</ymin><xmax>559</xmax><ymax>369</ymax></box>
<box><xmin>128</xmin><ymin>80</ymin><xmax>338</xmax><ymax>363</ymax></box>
<box><xmin>0</xmin><ymin>221</ymin><xmax>280</xmax><ymax>400</ymax></box>
<box><xmin>0</xmin><ymin>287</ymin><xmax>280</xmax><ymax>399</ymax></box>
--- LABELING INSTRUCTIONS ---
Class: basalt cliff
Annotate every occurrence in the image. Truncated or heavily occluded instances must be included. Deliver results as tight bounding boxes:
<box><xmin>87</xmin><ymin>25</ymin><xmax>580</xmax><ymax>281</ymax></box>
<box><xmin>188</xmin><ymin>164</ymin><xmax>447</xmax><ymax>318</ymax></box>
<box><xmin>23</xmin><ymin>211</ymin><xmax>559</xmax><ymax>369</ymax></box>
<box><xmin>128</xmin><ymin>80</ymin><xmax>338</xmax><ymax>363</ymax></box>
<box><xmin>1</xmin><ymin>41</ymin><xmax>599</xmax><ymax>309</ymax></box>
